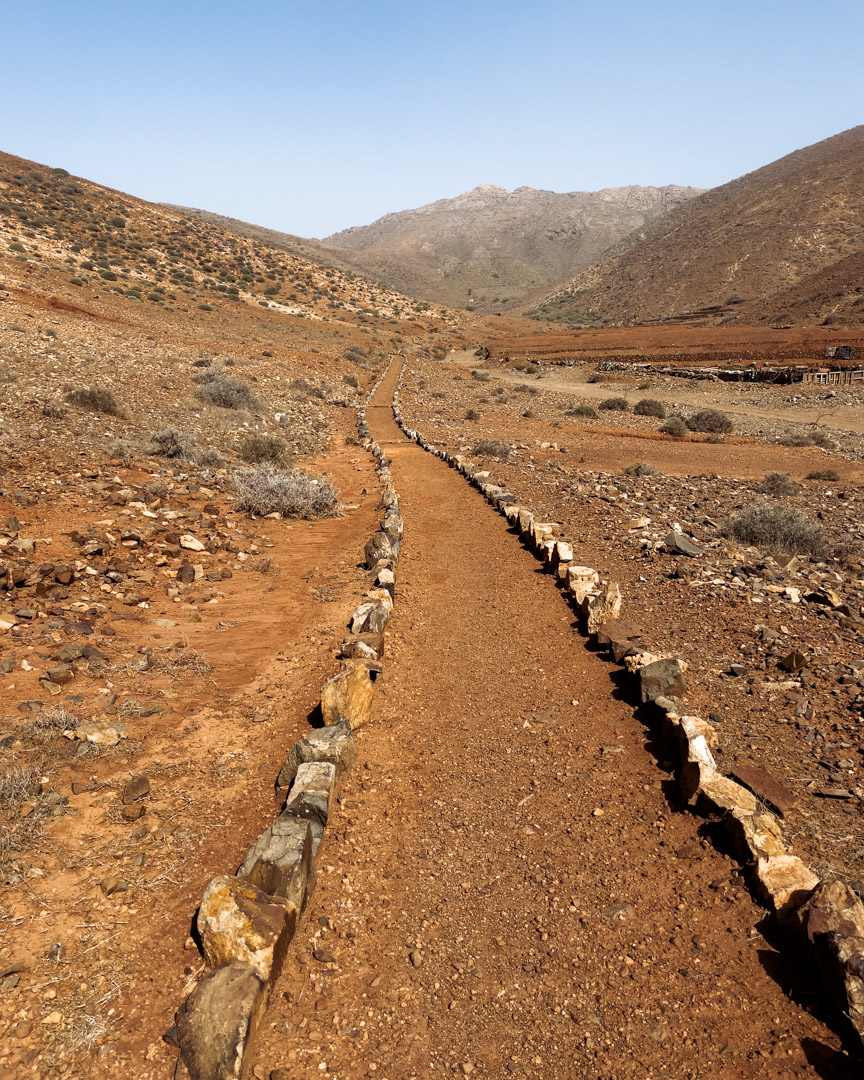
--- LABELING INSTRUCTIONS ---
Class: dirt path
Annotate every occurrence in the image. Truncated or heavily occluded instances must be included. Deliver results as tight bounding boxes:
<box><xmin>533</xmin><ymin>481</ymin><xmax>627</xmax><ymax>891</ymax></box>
<box><xmin>250</xmin><ymin>362</ymin><xmax>854</xmax><ymax>1079</ymax></box>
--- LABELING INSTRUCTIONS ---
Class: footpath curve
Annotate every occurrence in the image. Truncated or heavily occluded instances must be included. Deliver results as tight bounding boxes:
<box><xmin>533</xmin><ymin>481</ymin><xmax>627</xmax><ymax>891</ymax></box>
<box><xmin>251</xmin><ymin>360</ymin><xmax>853</xmax><ymax>1079</ymax></box>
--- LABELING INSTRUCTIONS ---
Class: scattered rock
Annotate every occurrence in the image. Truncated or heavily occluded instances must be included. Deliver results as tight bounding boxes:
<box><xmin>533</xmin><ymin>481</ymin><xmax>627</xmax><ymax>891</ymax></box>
<box><xmin>121</xmin><ymin>775</ymin><xmax>151</xmax><ymax>804</ymax></box>
<box><xmin>731</xmin><ymin>765</ymin><xmax>797</xmax><ymax>817</ymax></box>
<box><xmin>665</xmin><ymin>531</ymin><xmax>704</xmax><ymax>557</ymax></box>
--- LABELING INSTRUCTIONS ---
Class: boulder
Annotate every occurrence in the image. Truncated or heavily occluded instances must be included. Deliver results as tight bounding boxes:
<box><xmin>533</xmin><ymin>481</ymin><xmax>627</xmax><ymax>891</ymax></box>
<box><xmin>731</xmin><ymin>765</ymin><xmax>797</xmax><ymax>817</ymax></box>
<box><xmin>337</xmin><ymin>632</ymin><xmax>385</xmax><ymax>661</ymax></box>
<box><xmin>639</xmin><ymin>657</ymin><xmax>686</xmax><ymax>704</ymax></box>
<box><xmin>680</xmin><ymin>762</ymin><xmax>758</xmax><ymax>815</ymax></box>
<box><xmin>725</xmin><ymin>807</ymin><xmax>786</xmax><ymax>863</ymax></box>
<box><xmin>197</xmin><ymin>875</ymin><xmax>297</xmax><ymax>981</ymax></box>
<box><xmin>176</xmin><ymin>962</ymin><xmax>268</xmax><ymax>1080</ymax></box>
<box><xmin>755</xmin><ymin>855</ymin><xmax>819</xmax><ymax>916</ymax></box>
<box><xmin>564</xmin><ymin>565</ymin><xmax>599</xmax><ymax>597</ymax></box>
<box><xmin>283</xmin><ymin>762</ymin><xmax>336</xmax><ymax>853</ymax></box>
<box><xmin>583</xmin><ymin>581</ymin><xmax>622</xmax><ymax>634</ymax></box>
<box><xmin>350</xmin><ymin>600</ymin><xmax>389</xmax><ymax>634</ymax></box>
<box><xmin>364</xmin><ymin>532</ymin><xmax>392</xmax><ymax>570</ymax></box>
<box><xmin>321</xmin><ymin>662</ymin><xmax>374</xmax><ymax>728</ymax></box>
<box><xmin>665</xmin><ymin>531</ymin><xmax>704</xmax><ymax>557</ymax></box>
<box><xmin>277</xmin><ymin>720</ymin><xmax>356</xmax><ymax>789</ymax></box>
<box><xmin>237</xmin><ymin>817</ymin><xmax>315</xmax><ymax>912</ymax></box>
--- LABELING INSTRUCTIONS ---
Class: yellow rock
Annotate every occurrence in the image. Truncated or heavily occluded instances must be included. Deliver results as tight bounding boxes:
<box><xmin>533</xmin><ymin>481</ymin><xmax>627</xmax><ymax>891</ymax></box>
<box><xmin>321</xmin><ymin>662</ymin><xmax>374</xmax><ymax>728</ymax></box>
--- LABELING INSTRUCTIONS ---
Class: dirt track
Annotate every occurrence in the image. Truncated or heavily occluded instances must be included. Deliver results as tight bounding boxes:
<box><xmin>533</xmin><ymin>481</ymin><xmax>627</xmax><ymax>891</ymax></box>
<box><xmin>250</xmin><ymin>363</ymin><xmax>854</xmax><ymax>1079</ymax></box>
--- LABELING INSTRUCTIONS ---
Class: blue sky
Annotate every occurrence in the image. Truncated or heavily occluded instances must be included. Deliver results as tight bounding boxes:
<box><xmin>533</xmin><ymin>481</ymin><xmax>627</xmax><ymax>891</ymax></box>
<box><xmin>3</xmin><ymin>0</ymin><xmax>862</xmax><ymax>237</ymax></box>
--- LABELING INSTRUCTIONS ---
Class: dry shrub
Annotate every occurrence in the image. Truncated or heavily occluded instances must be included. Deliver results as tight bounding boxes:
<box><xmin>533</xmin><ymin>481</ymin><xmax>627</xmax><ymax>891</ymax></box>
<box><xmin>599</xmin><ymin>396</ymin><xmax>629</xmax><ymax>412</ymax></box>
<box><xmin>233</xmin><ymin>463</ymin><xmax>340</xmax><ymax>519</ymax></box>
<box><xmin>195</xmin><ymin>373</ymin><xmax>260</xmax><ymax>410</ymax></box>
<box><xmin>42</xmin><ymin>401</ymin><xmax>67</xmax><ymax>419</ymax></box>
<box><xmin>807</xmin><ymin>469</ymin><xmax>840</xmax><ymax>481</ymax></box>
<box><xmin>687</xmin><ymin>408</ymin><xmax>733</xmax><ymax>434</ymax></box>
<box><xmin>465</xmin><ymin>409</ymin><xmax>479</xmax><ymax>421</ymax></box>
<box><xmin>633</xmin><ymin>398</ymin><xmax>666</xmax><ymax>418</ymax></box>
<box><xmin>66</xmin><ymin>385</ymin><xmax>121</xmax><ymax>415</ymax></box>
<box><xmin>660</xmin><ymin>416</ymin><xmax>688</xmax><ymax>437</ymax></box>
<box><xmin>722</xmin><ymin>502</ymin><xmax>826</xmax><ymax>556</ymax></box>
<box><xmin>471</xmin><ymin>370</ymin><xmax>491</xmax><ymax>382</ymax></box>
<box><xmin>157</xmin><ymin>646</ymin><xmax>212</xmax><ymax>679</ymax></box>
<box><xmin>249</xmin><ymin>555</ymin><xmax>279</xmax><ymax>575</ymax></box>
<box><xmin>757</xmin><ymin>471</ymin><xmax>802</xmax><ymax>497</ymax></box>
<box><xmin>150</xmin><ymin>427</ymin><xmax>195</xmax><ymax>459</ymax></box>
<box><xmin>623</xmin><ymin>461</ymin><xmax>662</xmax><ymax>477</ymax></box>
<box><xmin>474</xmin><ymin>438</ymin><xmax>511</xmax><ymax>460</ymax></box>
<box><xmin>238</xmin><ymin>433</ymin><xmax>288</xmax><ymax>465</ymax></box>
<box><xmin>566</xmin><ymin>404</ymin><xmax>598</xmax><ymax>419</ymax></box>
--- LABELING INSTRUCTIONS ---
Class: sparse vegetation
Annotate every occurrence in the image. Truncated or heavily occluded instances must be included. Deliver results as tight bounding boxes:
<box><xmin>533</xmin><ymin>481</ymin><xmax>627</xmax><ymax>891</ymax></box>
<box><xmin>238</xmin><ymin>433</ymin><xmax>288</xmax><ymax>465</ymax></box>
<box><xmin>623</xmin><ymin>461</ymin><xmax>662</xmax><ymax>477</ymax></box>
<box><xmin>66</xmin><ymin>385</ymin><xmax>121</xmax><ymax>415</ymax></box>
<box><xmin>757</xmin><ymin>471</ymin><xmax>803</xmax><ymax>497</ymax></box>
<box><xmin>566</xmin><ymin>404</ymin><xmax>598</xmax><ymax>419</ymax></box>
<box><xmin>806</xmin><ymin>469</ymin><xmax>840</xmax><ymax>481</ymax></box>
<box><xmin>233</xmin><ymin>463</ymin><xmax>340</xmax><ymax>519</ymax></box>
<box><xmin>633</xmin><ymin>398</ymin><xmax>666</xmax><ymax>418</ymax></box>
<box><xmin>660</xmin><ymin>416</ymin><xmax>688</xmax><ymax>437</ymax></box>
<box><xmin>343</xmin><ymin>373</ymin><xmax>359</xmax><ymax>388</ymax></box>
<box><xmin>465</xmin><ymin>409</ymin><xmax>479</xmax><ymax>421</ymax></box>
<box><xmin>194</xmin><ymin>373</ymin><xmax>260</xmax><ymax>411</ymax></box>
<box><xmin>471</xmin><ymin>370</ymin><xmax>491</xmax><ymax>381</ymax></box>
<box><xmin>722</xmin><ymin>502</ymin><xmax>827</xmax><ymax>556</ymax></box>
<box><xmin>686</xmin><ymin>408</ymin><xmax>733</xmax><ymax>434</ymax></box>
<box><xmin>599</xmin><ymin>396</ymin><xmax>629</xmax><ymax>411</ymax></box>
<box><xmin>474</xmin><ymin>438</ymin><xmax>511</xmax><ymax>460</ymax></box>
<box><xmin>150</xmin><ymin>427</ymin><xmax>195</xmax><ymax>459</ymax></box>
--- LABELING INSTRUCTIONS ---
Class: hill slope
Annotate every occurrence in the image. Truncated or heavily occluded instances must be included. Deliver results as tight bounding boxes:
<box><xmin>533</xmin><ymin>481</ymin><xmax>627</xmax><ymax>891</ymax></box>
<box><xmin>321</xmin><ymin>183</ymin><xmax>701</xmax><ymax>311</ymax></box>
<box><xmin>538</xmin><ymin>125</ymin><xmax>864</xmax><ymax>326</ymax></box>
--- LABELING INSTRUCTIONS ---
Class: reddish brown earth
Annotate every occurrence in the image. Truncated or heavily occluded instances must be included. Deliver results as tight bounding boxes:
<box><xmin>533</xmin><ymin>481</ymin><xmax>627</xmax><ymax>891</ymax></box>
<box><xmin>247</xmin><ymin>362</ymin><xmax>856</xmax><ymax>1080</ymax></box>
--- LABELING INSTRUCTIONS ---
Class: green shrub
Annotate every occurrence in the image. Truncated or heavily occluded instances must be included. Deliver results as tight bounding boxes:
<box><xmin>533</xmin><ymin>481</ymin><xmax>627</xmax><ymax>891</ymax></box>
<box><xmin>722</xmin><ymin>502</ymin><xmax>826</xmax><ymax>556</ymax></box>
<box><xmin>195</xmin><ymin>374</ymin><xmax>260</xmax><ymax>411</ymax></box>
<box><xmin>66</xmin><ymin>385</ymin><xmax>121</xmax><ymax>415</ymax></box>
<box><xmin>599</xmin><ymin>397</ymin><xmax>629</xmax><ymax>411</ymax></box>
<box><xmin>687</xmin><ymin>408</ymin><xmax>733</xmax><ymax>434</ymax></box>
<box><xmin>633</xmin><ymin>398</ymin><xmax>666</xmax><ymax>418</ymax></box>
<box><xmin>623</xmin><ymin>461</ymin><xmax>662</xmax><ymax>477</ymax></box>
<box><xmin>233</xmin><ymin>463</ymin><xmax>339</xmax><ymax>519</ymax></box>
<box><xmin>806</xmin><ymin>469</ymin><xmax>839</xmax><ymax>481</ymax></box>
<box><xmin>660</xmin><ymin>416</ymin><xmax>688</xmax><ymax>437</ymax></box>
<box><xmin>238</xmin><ymin>433</ymin><xmax>288</xmax><ymax>465</ymax></box>
<box><xmin>566</xmin><ymin>404</ymin><xmax>598</xmax><ymax>419</ymax></box>
<box><xmin>757</xmin><ymin>472</ymin><xmax>802</xmax><ymax>497</ymax></box>
<box><xmin>474</xmin><ymin>438</ymin><xmax>510</xmax><ymax>460</ymax></box>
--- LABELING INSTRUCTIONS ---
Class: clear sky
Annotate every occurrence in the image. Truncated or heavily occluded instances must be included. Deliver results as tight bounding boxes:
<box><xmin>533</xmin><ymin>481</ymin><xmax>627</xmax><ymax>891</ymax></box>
<box><xmin>3</xmin><ymin>0</ymin><xmax>862</xmax><ymax>238</ymax></box>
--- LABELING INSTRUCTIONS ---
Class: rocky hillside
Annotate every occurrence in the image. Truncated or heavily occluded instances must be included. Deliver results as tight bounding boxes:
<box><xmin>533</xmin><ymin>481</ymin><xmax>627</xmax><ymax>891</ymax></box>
<box><xmin>321</xmin><ymin>183</ymin><xmax>701</xmax><ymax>311</ymax></box>
<box><xmin>537</xmin><ymin>125</ymin><xmax>864</xmax><ymax>327</ymax></box>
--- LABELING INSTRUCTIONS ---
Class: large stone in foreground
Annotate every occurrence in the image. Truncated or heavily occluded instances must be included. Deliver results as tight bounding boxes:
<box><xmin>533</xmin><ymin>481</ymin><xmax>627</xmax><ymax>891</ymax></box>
<box><xmin>321</xmin><ymin>662</ymin><xmax>374</xmax><ymax>728</ymax></box>
<box><xmin>797</xmin><ymin>880</ymin><xmax>864</xmax><ymax>1043</ymax></box>
<box><xmin>277</xmin><ymin>720</ymin><xmax>356</xmax><ymax>789</ymax></box>
<box><xmin>639</xmin><ymin>657</ymin><xmax>687</xmax><ymax>704</ymax></box>
<box><xmin>237</xmin><ymin>817</ymin><xmax>314</xmax><ymax>912</ymax></box>
<box><xmin>197</xmin><ymin>875</ymin><xmax>297</xmax><ymax>982</ymax></box>
<box><xmin>176</xmin><ymin>962</ymin><xmax>268</xmax><ymax>1080</ymax></box>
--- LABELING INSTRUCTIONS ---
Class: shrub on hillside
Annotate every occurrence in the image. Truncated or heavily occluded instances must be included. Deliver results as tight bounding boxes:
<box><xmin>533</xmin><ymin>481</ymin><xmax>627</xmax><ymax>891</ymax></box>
<box><xmin>633</xmin><ymin>398</ymin><xmax>666</xmax><ymax>418</ymax></box>
<box><xmin>660</xmin><ymin>416</ymin><xmax>688</xmax><ymax>437</ymax></box>
<box><xmin>809</xmin><ymin>430</ymin><xmax>838</xmax><ymax>450</ymax></box>
<box><xmin>343</xmin><ymin>373</ymin><xmax>359</xmax><ymax>388</ymax></box>
<box><xmin>238</xmin><ymin>433</ymin><xmax>288</xmax><ymax>465</ymax></box>
<box><xmin>471</xmin><ymin>370</ymin><xmax>491</xmax><ymax>381</ymax></box>
<box><xmin>623</xmin><ymin>461</ymin><xmax>662</xmax><ymax>477</ymax></box>
<box><xmin>566</xmin><ymin>404</ymin><xmax>598</xmax><ymax>419</ymax></box>
<box><xmin>686</xmin><ymin>408</ymin><xmax>733</xmax><ymax>434</ymax></box>
<box><xmin>233</xmin><ymin>463</ymin><xmax>339</xmax><ymax>519</ymax></box>
<box><xmin>195</xmin><ymin>373</ymin><xmax>260</xmax><ymax>411</ymax></box>
<box><xmin>757</xmin><ymin>471</ymin><xmax>802</xmax><ymax>497</ymax></box>
<box><xmin>66</xmin><ymin>385</ymin><xmax>121</xmax><ymax>415</ymax></box>
<box><xmin>465</xmin><ymin>409</ymin><xmax>479</xmax><ymax>421</ymax></box>
<box><xmin>721</xmin><ymin>501</ymin><xmax>826</xmax><ymax>556</ymax></box>
<box><xmin>474</xmin><ymin>438</ymin><xmax>511</xmax><ymax>460</ymax></box>
<box><xmin>806</xmin><ymin>468</ymin><xmax>840</xmax><ymax>481</ymax></box>
<box><xmin>599</xmin><ymin>396</ymin><xmax>629</xmax><ymax>412</ymax></box>
<box><xmin>150</xmin><ymin>427</ymin><xmax>195</xmax><ymax>459</ymax></box>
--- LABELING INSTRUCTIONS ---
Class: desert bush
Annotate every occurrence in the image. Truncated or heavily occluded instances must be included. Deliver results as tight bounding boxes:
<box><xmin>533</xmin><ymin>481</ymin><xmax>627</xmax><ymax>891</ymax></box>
<box><xmin>633</xmin><ymin>398</ymin><xmax>666</xmax><ymax>418</ymax></box>
<box><xmin>587</xmin><ymin>373</ymin><xmax>605</xmax><ymax>384</ymax></box>
<box><xmin>722</xmin><ymin>502</ymin><xmax>826</xmax><ymax>556</ymax></box>
<box><xmin>474</xmin><ymin>438</ymin><xmax>511</xmax><ymax>460</ymax></box>
<box><xmin>623</xmin><ymin>461</ymin><xmax>662</xmax><ymax>477</ymax></box>
<box><xmin>471</xmin><ymin>370</ymin><xmax>490</xmax><ymax>381</ymax></box>
<box><xmin>66</xmin><ymin>385</ymin><xmax>121</xmax><ymax>415</ymax></box>
<box><xmin>806</xmin><ymin>469</ymin><xmax>840</xmax><ymax>481</ymax></box>
<box><xmin>780</xmin><ymin>433</ymin><xmax>813</xmax><ymax>447</ymax></box>
<box><xmin>637</xmin><ymin>380</ymin><xmax>653</xmax><ymax>390</ymax></box>
<box><xmin>150</xmin><ymin>427</ymin><xmax>195</xmax><ymax>459</ymax></box>
<box><xmin>343</xmin><ymin>373</ymin><xmax>359</xmax><ymax>388</ymax></box>
<box><xmin>42</xmin><ymin>401</ymin><xmax>67</xmax><ymax>418</ymax></box>
<box><xmin>195</xmin><ymin>448</ymin><xmax>223</xmax><ymax>468</ymax></box>
<box><xmin>195</xmin><ymin>373</ymin><xmax>260</xmax><ymax>411</ymax></box>
<box><xmin>660</xmin><ymin>416</ymin><xmax>688</xmax><ymax>437</ymax></box>
<box><xmin>192</xmin><ymin>358</ymin><xmax>212</xmax><ymax>368</ymax></box>
<box><xmin>238</xmin><ymin>433</ymin><xmax>288</xmax><ymax>465</ymax></box>
<box><xmin>599</xmin><ymin>396</ymin><xmax>629</xmax><ymax>412</ymax></box>
<box><xmin>757</xmin><ymin>471</ymin><xmax>803</xmax><ymax>497</ymax></box>
<box><xmin>515</xmin><ymin>383</ymin><xmax>538</xmax><ymax>395</ymax></box>
<box><xmin>108</xmin><ymin>439</ymin><xmax>136</xmax><ymax>466</ymax></box>
<box><xmin>686</xmin><ymin>408</ymin><xmax>733</xmax><ymax>434</ymax></box>
<box><xmin>233</xmin><ymin>463</ymin><xmax>340</xmax><ymax>519</ymax></box>
<box><xmin>566</xmin><ymin>404</ymin><xmax>598</xmax><ymax>419</ymax></box>
<box><xmin>809</xmin><ymin>430</ymin><xmax>838</xmax><ymax>450</ymax></box>
<box><xmin>465</xmin><ymin>409</ymin><xmax>479</xmax><ymax>421</ymax></box>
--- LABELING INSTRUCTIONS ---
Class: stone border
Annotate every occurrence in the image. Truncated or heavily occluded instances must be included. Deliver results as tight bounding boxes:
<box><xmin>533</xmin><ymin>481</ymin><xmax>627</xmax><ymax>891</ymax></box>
<box><xmin>390</xmin><ymin>372</ymin><xmax>864</xmax><ymax>1049</ymax></box>
<box><xmin>169</xmin><ymin>362</ymin><xmax>404</xmax><ymax>1079</ymax></box>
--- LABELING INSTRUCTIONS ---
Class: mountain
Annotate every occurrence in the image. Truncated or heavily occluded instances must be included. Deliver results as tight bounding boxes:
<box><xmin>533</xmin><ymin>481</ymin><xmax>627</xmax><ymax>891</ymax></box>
<box><xmin>537</xmin><ymin>125</ymin><xmax>864</xmax><ymax>326</ymax></box>
<box><xmin>320</xmin><ymin>183</ymin><xmax>702</xmax><ymax>311</ymax></box>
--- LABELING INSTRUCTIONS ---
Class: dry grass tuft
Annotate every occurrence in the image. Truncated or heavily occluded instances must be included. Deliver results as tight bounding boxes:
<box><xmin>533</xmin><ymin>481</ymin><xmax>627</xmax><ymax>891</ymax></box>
<box><xmin>233</xmin><ymin>463</ymin><xmax>340</xmax><ymax>519</ymax></box>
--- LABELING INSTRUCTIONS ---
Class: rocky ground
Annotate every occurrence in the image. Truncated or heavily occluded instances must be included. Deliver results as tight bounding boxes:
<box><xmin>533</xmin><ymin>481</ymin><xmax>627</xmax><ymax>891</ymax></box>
<box><xmin>398</xmin><ymin>354</ymin><xmax>864</xmax><ymax>894</ymax></box>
